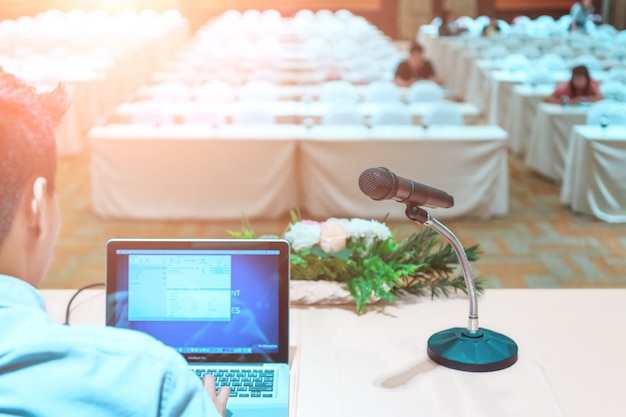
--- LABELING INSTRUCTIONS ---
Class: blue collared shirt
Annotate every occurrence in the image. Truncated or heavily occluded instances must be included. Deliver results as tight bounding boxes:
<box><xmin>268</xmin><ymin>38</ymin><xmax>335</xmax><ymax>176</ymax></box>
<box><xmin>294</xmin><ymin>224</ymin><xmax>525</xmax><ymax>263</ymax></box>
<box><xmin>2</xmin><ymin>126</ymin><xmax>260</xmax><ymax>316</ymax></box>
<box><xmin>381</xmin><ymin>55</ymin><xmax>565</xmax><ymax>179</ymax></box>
<box><xmin>0</xmin><ymin>274</ymin><xmax>221</xmax><ymax>417</ymax></box>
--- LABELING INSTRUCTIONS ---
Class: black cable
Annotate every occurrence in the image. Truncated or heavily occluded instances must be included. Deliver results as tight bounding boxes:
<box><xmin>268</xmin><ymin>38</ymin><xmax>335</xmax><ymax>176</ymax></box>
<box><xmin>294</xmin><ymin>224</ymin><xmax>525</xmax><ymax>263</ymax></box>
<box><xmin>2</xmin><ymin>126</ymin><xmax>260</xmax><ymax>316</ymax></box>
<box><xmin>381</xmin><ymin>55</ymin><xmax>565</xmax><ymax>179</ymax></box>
<box><xmin>63</xmin><ymin>282</ymin><xmax>106</xmax><ymax>325</ymax></box>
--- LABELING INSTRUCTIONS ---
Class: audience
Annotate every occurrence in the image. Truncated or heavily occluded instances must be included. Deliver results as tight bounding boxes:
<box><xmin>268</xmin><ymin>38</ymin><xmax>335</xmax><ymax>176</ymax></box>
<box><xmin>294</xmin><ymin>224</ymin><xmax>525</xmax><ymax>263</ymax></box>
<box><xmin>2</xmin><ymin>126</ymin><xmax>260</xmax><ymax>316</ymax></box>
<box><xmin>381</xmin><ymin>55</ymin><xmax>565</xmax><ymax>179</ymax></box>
<box><xmin>0</xmin><ymin>68</ymin><xmax>230</xmax><ymax>417</ymax></box>
<box><xmin>482</xmin><ymin>16</ymin><xmax>500</xmax><ymax>37</ymax></box>
<box><xmin>393</xmin><ymin>43</ymin><xmax>440</xmax><ymax>87</ymax></box>
<box><xmin>569</xmin><ymin>0</ymin><xmax>600</xmax><ymax>32</ymax></box>
<box><xmin>438</xmin><ymin>10</ymin><xmax>466</xmax><ymax>37</ymax></box>
<box><xmin>544</xmin><ymin>65</ymin><xmax>603</xmax><ymax>105</ymax></box>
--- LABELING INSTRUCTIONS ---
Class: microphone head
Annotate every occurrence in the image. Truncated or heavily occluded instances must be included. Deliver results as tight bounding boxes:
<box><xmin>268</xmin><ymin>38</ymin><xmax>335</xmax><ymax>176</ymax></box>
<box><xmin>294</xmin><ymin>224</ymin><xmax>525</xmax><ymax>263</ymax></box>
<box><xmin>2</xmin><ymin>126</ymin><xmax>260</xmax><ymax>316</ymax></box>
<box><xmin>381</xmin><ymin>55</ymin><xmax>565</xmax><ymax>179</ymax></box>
<box><xmin>358</xmin><ymin>167</ymin><xmax>397</xmax><ymax>201</ymax></box>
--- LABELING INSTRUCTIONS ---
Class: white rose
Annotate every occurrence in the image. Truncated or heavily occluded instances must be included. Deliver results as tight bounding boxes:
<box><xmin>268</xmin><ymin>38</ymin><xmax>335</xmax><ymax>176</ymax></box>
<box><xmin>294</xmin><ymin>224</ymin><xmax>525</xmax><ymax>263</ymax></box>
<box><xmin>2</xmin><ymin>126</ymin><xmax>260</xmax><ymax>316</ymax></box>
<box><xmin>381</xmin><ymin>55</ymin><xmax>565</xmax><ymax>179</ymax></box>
<box><xmin>284</xmin><ymin>221</ymin><xmax>321</xmax><ymax>251</ymax></box>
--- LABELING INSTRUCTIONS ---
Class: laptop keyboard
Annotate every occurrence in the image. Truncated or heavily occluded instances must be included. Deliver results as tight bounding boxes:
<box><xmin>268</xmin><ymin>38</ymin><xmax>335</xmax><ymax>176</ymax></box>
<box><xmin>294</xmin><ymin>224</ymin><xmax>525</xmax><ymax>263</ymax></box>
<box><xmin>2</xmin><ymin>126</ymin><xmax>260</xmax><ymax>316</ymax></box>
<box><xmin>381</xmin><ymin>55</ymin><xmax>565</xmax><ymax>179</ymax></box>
<box><xmin>194</xmin><ymin>368</ymin><xmax>276</xmax><ymax>398</ymax></box>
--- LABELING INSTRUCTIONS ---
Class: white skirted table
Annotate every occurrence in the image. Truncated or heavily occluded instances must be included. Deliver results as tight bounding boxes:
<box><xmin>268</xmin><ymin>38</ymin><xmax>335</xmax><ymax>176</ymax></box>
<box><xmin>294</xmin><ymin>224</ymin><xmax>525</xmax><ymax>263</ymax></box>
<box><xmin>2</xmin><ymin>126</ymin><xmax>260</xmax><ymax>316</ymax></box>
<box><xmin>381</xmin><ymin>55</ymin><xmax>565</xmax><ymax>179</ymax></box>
<box><xmin>39</xmin><ymin>288</ymin><xmax>626</xmax><ymax>417</ymax></box>
<box><xmin>88</xmin><ymin>124</ymin><xmax>305</xmax><ymax>220</ymax></box>
<box><xmin>561</xmin><ymin>125</ymin><xmax>626</xmax><ymax>222</ymax></box>
<box><xmin>299</xmin><ymin>125</ymin><xmax>509</xmax><ymax>220</ymax></box>
<box><xmin>525</xmin><ymin>103</ymin><xmax>589</xmax><ymax>182</ymax></box>
<box><xmin>507</xmin><ymin>84</ymin><xmax>554</xmax><ymax>155</ymax></box>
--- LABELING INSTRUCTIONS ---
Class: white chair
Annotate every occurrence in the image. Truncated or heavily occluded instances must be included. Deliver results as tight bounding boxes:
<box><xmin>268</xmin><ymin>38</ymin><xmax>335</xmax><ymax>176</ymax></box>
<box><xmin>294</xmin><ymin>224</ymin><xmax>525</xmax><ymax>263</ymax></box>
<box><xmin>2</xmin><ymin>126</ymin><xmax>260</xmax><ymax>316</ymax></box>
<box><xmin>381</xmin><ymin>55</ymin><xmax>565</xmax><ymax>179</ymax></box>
<box><xmin>363</xmin><ymin>80</ymin><xmax>401</xmax><ymax>103</ymax></box>
<box><xmin>483</xmin><ymin>45</ymin><xmax>509</xmax><ymax>61</ymax></box>
<box><xmin>524</xmin><ymin>68</ymin><xmax>555</xmax><ymax>87</ymax></box>
<box><xmin>600</xmin><ymin>82</ymin><xmax>626</xmax><ymax>102</ymax></box>
<box><xmin>501</xmin><ymin>53</ymin><xmax>532</xmax><ymax>73</ymax></box>
<box><xmin>237</xmin><ymin>80</ymin><xmax>278</xmax><ymax>102</ymax></box>
<box><xmin>586</xmin><ymin>100</ymin><xmax>626</xmax><ymax>126</ymax></box>
<box><xmin>572</xmin><ymin>55</ymin><xmax>602</xmax><ymax>72</ymax></box>
<box><xmin>232</xmin><ymin>103</ymin><xmax>276</xmax><ymax>125</ymax></box>
<box><xmin>606</xmin><ymin>68</ymin><xmax>626</xmax><ymax>85</ymax></box>
<box><xmin>152</xmin><ymin>81</ymin><xmax>191</xmax><ymax>104</ymax></box>
<box><xmin>423</xmin><ymin>100</ymin><xmax>464</xmax><ymax>126</ymax></box>
<box><xmin>537</xmin><ymin>54</ymin><xmax>568</xmax><ymax>72</ymax></box>
<box><xmin>550</xmin><ymin>45</ymin><xmax>576</xmax><ymax>60</ymax></box>
<box><xmin>369</xmin><ymin>103</ymin><xmax>412</xmax><ymax>126</ymax></box>
<box><xmin>319</xmin><ymin>80</ymin><xmax>359</xmax><ymax>104</ymax></box>
<box><xmin>130</xmin><ymin>101</ymin><xmax>174</xmax><ymax>125</ymax></box>
<box><xmin>406</xmin><ymin>80</ymin><xmax>444</xmax><ymax>104</ymax></box>
<box><xmin>196</xmin><ymin>80</ymin><xmax>236</xmax><ymax>104</ymax></box>
<box><xmin>322</xmin><ymin>105</ymin><xmax>363</xmax><ymax>126</ymax></box>
<box><xmin>183</xmin><ymin>104</ymin><xmax>227</xmax><ymax>126</ymax></box>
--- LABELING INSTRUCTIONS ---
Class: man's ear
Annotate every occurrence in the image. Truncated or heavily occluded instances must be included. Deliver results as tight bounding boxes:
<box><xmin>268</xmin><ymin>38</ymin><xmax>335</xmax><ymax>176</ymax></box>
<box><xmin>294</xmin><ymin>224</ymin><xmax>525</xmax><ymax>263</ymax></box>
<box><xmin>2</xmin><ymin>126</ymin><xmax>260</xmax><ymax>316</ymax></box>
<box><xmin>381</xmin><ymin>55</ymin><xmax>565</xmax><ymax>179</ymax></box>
<box><xmin>26</xmin><ymin>177</ymin><xmax>48</xmax><ymax>235</ymax></box>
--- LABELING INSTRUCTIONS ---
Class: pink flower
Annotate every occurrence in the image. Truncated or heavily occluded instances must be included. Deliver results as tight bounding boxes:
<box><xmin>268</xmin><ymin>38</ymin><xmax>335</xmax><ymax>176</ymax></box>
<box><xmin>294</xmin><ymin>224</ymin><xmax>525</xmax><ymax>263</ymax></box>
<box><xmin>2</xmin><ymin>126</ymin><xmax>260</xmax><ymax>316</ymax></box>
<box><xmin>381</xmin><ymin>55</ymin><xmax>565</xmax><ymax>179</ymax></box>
<box><xmin>319</xmin><ymin>222</ymin><xmax>348</xmax><ymax>254</ymax></box>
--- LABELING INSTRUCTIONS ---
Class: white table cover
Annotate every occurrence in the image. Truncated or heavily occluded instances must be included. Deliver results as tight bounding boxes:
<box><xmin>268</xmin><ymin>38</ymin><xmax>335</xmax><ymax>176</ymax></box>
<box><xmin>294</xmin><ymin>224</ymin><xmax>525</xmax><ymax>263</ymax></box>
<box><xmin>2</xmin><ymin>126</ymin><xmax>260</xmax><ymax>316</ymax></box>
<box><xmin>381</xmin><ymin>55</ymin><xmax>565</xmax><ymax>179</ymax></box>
<box><xmin>299</xmin><ymin>125</ymin><xmax>509</xmax><ymax>220</ymax></box>
<box><xmin>524</xmin><ymin>103</ymin><xmax>589</xmax><ymax>182</ymax></box>
<box><xmin>508</xmin><ymin>84</ymin><xmax>555</xmax><ymax>155</ymax></box>
<box><xmin>561</xmin><ymin>125</ymin><xmax>626</xmax><ymax>222</ymax></box>
<box><xmin>40</xmin><ymin>288</ymin><xmax>626</xmax><ymax>417</ymax></box>
<box><xmin>88</xmin><ymin>124</ymin><xmax>305</xmax><ymax>220</ymax></box>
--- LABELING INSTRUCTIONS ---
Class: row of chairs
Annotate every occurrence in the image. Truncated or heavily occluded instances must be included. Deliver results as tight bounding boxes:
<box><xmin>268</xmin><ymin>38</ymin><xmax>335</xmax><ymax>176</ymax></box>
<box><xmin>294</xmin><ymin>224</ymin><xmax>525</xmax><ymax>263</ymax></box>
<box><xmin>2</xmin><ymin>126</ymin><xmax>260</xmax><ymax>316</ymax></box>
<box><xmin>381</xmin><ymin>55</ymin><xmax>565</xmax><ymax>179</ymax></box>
<box><xmin>143</xmin><ymin>79</ymin><xmax>448</xmax><ymax>105</ymax></box>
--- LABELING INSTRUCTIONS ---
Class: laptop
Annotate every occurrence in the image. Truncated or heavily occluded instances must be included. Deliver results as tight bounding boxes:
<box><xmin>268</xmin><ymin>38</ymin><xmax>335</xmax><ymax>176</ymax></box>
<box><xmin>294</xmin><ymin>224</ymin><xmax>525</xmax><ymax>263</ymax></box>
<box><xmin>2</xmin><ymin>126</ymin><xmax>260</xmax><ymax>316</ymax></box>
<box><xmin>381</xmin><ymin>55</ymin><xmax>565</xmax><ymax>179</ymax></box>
<box><xmin>105</xmin><ymin>238</ymin><xmax>290</xmax><ymax>417</ymax></box>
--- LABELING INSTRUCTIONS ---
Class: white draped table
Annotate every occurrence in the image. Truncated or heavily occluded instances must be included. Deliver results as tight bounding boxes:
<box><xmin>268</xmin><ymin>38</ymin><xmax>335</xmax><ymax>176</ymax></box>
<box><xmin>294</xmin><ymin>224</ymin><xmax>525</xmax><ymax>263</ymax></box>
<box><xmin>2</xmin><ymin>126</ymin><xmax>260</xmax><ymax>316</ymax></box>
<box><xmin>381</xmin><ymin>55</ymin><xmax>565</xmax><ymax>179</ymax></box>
<box><xmin>507</xmin><ymin>84</ymin><xmax>555</xmax><ymax>155</ymax></box>
<box><xmin>561</xmin><ymin>125</ymin><xmax>626</xmax><ymax>222</ymax></box>
<box><xmin>525</xmin><ymin>103</ymin><xmax>589</xmax><ymax>182</ymax></box>
<box><xmin>299</xmin><ymin>125</ymin><xmax>509</xmax><ymax>220</ymax></box>
<box><xmin>88</xmin><ymin>124</ymin><xmax>508</xmax><ymax>221</ymax></box>
<box><xmin>88</xmin><ymin>124</ymin><xmax>305</xmax><ymax>220</ymax></box>
<box><xmin>40</xmin><ymin>288</ymin><xmax>626</xmax><ymax>417</ymax></box>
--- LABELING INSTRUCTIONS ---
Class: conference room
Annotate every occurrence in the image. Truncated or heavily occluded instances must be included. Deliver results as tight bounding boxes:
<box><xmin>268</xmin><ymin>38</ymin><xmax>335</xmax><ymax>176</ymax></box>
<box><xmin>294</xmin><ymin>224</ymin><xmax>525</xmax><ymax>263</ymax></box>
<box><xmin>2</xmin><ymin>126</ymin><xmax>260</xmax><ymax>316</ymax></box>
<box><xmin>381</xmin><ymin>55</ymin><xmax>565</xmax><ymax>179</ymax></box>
<box><xmin>1</xmin><ymin>1</ymin><xmax>625</xmax><ymax>416</ymax></box>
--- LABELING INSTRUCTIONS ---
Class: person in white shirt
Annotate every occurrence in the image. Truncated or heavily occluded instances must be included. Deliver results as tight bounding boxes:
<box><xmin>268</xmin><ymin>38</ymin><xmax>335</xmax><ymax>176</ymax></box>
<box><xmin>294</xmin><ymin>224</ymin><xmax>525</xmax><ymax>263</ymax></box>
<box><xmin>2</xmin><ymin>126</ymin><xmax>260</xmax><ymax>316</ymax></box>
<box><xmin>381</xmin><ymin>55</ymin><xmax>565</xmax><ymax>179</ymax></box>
<box><xmin>0</xmin><ymin>68</ymin><xmax>230</xmax><ymax>417</ymax></box>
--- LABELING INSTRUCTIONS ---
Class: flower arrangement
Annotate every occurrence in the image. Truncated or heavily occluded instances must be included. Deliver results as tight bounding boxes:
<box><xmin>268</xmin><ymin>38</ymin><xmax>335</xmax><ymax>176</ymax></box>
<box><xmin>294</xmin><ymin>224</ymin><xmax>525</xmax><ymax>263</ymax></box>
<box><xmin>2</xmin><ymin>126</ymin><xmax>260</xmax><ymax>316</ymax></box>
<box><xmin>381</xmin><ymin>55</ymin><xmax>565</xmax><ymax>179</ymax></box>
<box><xmin>229</xmin><ymin>212</ymin><xmax>483</xmax><ymax>313</ymax></box>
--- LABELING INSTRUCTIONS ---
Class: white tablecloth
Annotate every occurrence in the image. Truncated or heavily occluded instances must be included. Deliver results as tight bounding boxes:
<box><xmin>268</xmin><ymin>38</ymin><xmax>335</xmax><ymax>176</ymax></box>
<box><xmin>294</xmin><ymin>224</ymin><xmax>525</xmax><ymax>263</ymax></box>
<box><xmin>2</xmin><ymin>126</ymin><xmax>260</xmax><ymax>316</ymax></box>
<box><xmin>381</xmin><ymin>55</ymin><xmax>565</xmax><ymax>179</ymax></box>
<box><xmin>508</xmin><ymin>84</ymin><xmax>555</xmax><ymax>155</ymax></box>
<box><xmin>40</xmin><ymin>288</ymin><xmax>626</xmax><ymax>417</ymax></box>
<box><xmin>88</xmin><ymin>124</ymin><xmax>305</xmax><ymax>220</ymax></box>
<box><xmin>524</xmin><ymin>103</ymin><xmax>589</xmax><ymax>182</ymax></box>
<box><xmin>299</xmin><ymin>125</ymin><xmax>509</xmax><ymax>220</ymax></box>
<box><xmin>561</xmin><ymin>125</ymin><xmax>626</xmax><ymax>222</ymax></box>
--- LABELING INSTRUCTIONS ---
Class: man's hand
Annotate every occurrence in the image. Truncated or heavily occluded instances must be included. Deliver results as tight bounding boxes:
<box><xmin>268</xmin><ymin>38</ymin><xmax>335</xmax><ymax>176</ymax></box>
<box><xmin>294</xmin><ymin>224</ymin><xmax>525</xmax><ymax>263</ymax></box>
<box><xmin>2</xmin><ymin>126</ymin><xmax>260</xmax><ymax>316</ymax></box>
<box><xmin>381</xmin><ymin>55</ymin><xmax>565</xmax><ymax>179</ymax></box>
<box><xmin>203</xmin><ymin>375</ymin><xmax>231</xmax><ymax>417</ymax></box>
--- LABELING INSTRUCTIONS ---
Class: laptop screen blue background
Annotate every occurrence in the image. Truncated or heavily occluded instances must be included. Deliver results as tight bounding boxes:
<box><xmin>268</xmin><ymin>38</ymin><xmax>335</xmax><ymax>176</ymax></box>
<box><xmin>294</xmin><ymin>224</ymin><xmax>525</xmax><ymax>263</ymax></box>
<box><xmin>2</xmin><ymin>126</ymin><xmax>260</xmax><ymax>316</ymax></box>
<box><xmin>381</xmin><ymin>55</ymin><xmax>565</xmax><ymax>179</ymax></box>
<box><xmin>108</xmin><ymin>249</ymin><xmax>281</xmax><ymax>355</ymax></box>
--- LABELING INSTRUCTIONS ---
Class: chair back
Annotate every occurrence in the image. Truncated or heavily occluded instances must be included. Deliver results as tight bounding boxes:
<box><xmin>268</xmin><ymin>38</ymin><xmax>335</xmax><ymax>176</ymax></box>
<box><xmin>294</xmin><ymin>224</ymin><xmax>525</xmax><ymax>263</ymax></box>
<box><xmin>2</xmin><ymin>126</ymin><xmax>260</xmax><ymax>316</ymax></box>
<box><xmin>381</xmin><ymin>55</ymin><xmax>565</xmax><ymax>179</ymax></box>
<box><xmin>423</xmin><ymin>100</ymin><xmax>464</xmax><ymax>126</ymax></box>
<box><xmin>406</xmin><ymin>80</ymin><xmax>444</xmax><ymax>103</ymax></box>
<box><xmin>369</xmin><ymin>103</ymin><xmax>412</xmax><ymax>126</ymax></box>
<box><xmin>586</xmin><ymin>100</ymin><xmax>626</xmax><ymax>126</ymax></box>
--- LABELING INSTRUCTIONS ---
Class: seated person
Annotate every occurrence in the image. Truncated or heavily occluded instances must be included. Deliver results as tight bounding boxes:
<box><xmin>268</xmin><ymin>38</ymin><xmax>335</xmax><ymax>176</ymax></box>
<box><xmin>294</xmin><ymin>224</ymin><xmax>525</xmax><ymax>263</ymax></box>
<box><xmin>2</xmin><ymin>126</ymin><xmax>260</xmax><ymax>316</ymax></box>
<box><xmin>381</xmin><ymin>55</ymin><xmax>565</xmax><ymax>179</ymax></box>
<box><xmin>0</xmin><ymin>68</ymin><xmax>229</xmax><ymax>417</ymax></box>
<box><xmin>482</xmin><ymin>16</ymin><xmax>500</xmax><ymax>37</ymax></box>
<box><xmin>569</xmin><ymin>0</ymin><xmax>600</xmax><ymax>32</ymax></box>
<box><xmin>394</xmin><ymin>44</ymin><xmax>440</xmax><ymax>87</ymax></box>
<box><xmin>544</xmin><ymin>65</ymin><xmax>603</xmax><ymax>105</ymax></box>
<box><xmin>438</xmin><ymin>10</ymin><xmax>466</xmax><ymax>37</ymax></box>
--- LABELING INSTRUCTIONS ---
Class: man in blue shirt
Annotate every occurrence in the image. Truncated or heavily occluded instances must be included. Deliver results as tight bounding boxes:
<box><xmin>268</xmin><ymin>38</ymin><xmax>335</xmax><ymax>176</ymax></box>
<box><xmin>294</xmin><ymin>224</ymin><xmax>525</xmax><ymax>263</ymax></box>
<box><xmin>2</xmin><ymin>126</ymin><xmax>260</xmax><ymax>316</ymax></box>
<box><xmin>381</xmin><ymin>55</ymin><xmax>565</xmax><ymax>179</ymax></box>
<box><xmin>0</xmin><ymin>69</ymin><xmax>230</xmax><ymax>416</ymax></box>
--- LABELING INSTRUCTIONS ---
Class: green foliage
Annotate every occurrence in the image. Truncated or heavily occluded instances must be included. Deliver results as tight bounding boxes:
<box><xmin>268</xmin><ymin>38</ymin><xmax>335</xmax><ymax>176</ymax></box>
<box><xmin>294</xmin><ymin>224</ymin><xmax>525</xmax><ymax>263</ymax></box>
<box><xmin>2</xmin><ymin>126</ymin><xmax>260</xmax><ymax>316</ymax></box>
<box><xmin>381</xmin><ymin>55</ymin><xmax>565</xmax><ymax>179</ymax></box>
<box><xmin>229</xmin><ymin>217</ymin><xmax>484</xmax><ymax>314</ymax></box>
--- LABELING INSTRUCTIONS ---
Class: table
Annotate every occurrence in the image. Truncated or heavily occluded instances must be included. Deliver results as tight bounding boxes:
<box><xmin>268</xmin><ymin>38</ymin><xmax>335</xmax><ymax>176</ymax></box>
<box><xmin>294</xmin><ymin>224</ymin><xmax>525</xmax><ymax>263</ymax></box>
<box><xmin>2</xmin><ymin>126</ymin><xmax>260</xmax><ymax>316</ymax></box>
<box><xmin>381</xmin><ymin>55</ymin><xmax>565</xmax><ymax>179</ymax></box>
<box><xmin>88</xmin><ymin>124</ymin><xmax>304</xmax><ymax>220</ymax></box>
<box><xmin>299</xmin><ymin>125</ymin><xmax>509</xmax><ymax>220</ymax></box>
<box><xmin>507</xmin><ymin>84</ymin><xmax>555</xmax><ymax>155</ymax></box>
<box><xmin>88</xmin><ymin>124</ymin><xmax>508</xmax><ymax>221</ymax></box>
<box><xmin>561</xmin><ymin>125</ymin><xmax>626</xmax><ymax>222</ymax></box>
<box><xmin>40</xmin><ymin>288</ymin><xmax>626</xmax><ymax>417</ymax></box>
<box><xmin>524</xmin><ymin>103</ymin><xmax>589</xmax><ymax>182</ymax></box>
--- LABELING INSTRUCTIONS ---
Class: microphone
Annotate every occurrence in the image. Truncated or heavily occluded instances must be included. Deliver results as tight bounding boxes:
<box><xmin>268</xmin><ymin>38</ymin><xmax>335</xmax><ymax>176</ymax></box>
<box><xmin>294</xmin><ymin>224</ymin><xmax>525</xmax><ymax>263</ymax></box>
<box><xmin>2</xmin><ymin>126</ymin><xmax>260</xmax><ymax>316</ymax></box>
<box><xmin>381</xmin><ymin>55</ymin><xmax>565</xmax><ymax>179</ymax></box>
<box><xmin>358</xmin><ymin>167</ymin><xmax>518</xmax><ymax>372</ymax></box>
<box><xmin>358</xmin><ymin>167</ymin><xmax>454</xmax><ymax>209</ymax></box>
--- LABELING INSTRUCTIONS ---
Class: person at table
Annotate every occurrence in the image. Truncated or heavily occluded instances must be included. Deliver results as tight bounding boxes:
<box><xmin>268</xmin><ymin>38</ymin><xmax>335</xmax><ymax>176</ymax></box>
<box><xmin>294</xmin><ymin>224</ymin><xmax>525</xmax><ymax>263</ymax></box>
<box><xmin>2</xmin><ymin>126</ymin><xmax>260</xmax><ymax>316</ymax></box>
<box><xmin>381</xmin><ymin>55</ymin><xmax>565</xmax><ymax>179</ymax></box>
<box><xmin>394</xmin><ymin>43</ymin><xmax>440</xmax><ymax>87</ymax></box>
<box><xmin>482</xmin><ymin>16</ymin><xmax>500</xmax><ymax>37</ymax></box>
<box><xmin>544</xmin><ymin>65</ymin><xmax>603</xmax><ymax>105</ymax></box>
<box><xmin>438</xmin><ymin>9</ymin><xmax>466</xmax><ymax>37</ymax></box>
<box><xmin>0</xmin><ymin>68</ymin><xmax>230</xmax><ymax>417</ymax></box>
<box><xmin>569</xmin><ymin>0</ymin><xmax>601</xmax><ymax>32</ymax></box>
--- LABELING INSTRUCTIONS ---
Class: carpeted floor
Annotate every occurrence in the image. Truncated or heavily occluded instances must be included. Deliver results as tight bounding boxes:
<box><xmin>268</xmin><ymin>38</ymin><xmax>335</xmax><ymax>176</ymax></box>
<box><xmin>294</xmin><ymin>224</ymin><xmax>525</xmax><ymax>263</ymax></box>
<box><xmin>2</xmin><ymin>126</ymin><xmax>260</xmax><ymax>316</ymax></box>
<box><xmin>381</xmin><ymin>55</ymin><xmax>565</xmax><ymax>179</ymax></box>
<box><xmin>43</xmin><ymin>144</ymin><xmax>626</xmax><ymax>290</ymax></box>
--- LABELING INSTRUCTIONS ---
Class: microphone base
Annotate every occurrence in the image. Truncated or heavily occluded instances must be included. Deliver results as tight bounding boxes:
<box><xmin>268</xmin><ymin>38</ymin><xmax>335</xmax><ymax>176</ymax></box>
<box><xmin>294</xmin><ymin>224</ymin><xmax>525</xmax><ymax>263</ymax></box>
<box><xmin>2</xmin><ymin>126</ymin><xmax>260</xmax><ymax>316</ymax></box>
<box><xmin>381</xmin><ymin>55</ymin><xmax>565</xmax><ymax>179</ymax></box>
<box><xmin>427</xmin><ymin>327</ymin><xmax>518</xmax><ymax>372</ymax></box>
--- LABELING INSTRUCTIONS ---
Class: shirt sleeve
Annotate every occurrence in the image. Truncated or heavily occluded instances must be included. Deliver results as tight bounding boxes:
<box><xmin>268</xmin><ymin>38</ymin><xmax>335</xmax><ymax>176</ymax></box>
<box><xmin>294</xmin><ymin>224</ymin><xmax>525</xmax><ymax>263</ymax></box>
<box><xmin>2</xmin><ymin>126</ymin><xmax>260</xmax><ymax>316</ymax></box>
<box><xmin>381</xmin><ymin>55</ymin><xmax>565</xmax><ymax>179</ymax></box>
<box><xmin>551</xmin><ymin>82</ymin><xmax>570</xmax><ymax>98</ymax></box>
<box><xmin>394</xmin><ymin>61</ymin><xmax>409</xmax><ymax>80</ymax></box>
<box><xmin>158</xmin><ymin>351</ymin><xmax>222</xmax><ymax>417</ymax></box>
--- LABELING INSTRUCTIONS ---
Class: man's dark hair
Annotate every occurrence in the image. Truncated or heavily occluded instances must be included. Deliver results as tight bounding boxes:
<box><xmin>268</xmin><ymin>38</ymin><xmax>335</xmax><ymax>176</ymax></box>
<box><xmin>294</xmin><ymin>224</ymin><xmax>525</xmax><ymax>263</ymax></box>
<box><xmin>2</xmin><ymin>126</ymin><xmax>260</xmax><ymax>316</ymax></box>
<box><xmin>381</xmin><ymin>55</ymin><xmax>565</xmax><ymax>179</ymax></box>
<box><xmin>0</xmin><ymin>68</ymin><xmax>67</xmax><ymax>248</ymax></box>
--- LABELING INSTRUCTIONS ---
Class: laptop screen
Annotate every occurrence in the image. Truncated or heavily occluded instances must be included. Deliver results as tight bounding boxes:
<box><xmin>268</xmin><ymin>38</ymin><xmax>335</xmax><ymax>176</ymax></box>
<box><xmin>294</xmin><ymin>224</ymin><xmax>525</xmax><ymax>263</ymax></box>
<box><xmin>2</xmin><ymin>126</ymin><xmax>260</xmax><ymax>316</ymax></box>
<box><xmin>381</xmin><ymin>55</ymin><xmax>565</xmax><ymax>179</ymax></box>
<box><xmin>105</xmin><ymin>239</ymin><xmax>290</xmax><ymax>364</ymax></box>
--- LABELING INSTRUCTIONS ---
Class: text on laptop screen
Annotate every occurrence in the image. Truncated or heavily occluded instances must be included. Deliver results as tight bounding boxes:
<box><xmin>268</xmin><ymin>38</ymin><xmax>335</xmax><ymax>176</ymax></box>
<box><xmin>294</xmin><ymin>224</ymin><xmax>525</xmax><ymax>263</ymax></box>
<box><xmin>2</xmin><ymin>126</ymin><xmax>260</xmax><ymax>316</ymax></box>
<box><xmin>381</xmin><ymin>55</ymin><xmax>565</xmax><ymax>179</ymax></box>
<box><xmin>110</xmin><ymin>248</ymin><xmax>281</xmax><ymax>355</ymax></box>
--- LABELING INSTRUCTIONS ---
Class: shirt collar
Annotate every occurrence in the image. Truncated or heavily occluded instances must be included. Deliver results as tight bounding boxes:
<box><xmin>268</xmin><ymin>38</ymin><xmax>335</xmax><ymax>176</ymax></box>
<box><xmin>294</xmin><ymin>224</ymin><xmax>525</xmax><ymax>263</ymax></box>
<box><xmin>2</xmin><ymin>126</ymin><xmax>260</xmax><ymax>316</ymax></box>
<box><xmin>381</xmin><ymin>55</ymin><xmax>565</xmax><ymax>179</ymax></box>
<box><xmin>0</xmin><ymin>274</ymin><xmax>47</xmax><ymax>311</ymax></box>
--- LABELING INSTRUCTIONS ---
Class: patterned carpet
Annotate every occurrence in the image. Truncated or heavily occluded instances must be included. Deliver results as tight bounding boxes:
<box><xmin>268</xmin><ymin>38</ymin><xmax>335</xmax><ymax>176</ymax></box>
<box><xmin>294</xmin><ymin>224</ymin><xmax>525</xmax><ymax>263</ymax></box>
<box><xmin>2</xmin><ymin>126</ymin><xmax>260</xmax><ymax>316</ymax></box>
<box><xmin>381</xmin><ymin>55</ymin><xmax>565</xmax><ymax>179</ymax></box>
<box><xmin>42</xmin><ymin>143</ymin><xmax>626</xmax><ymax>290</ymax></box>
